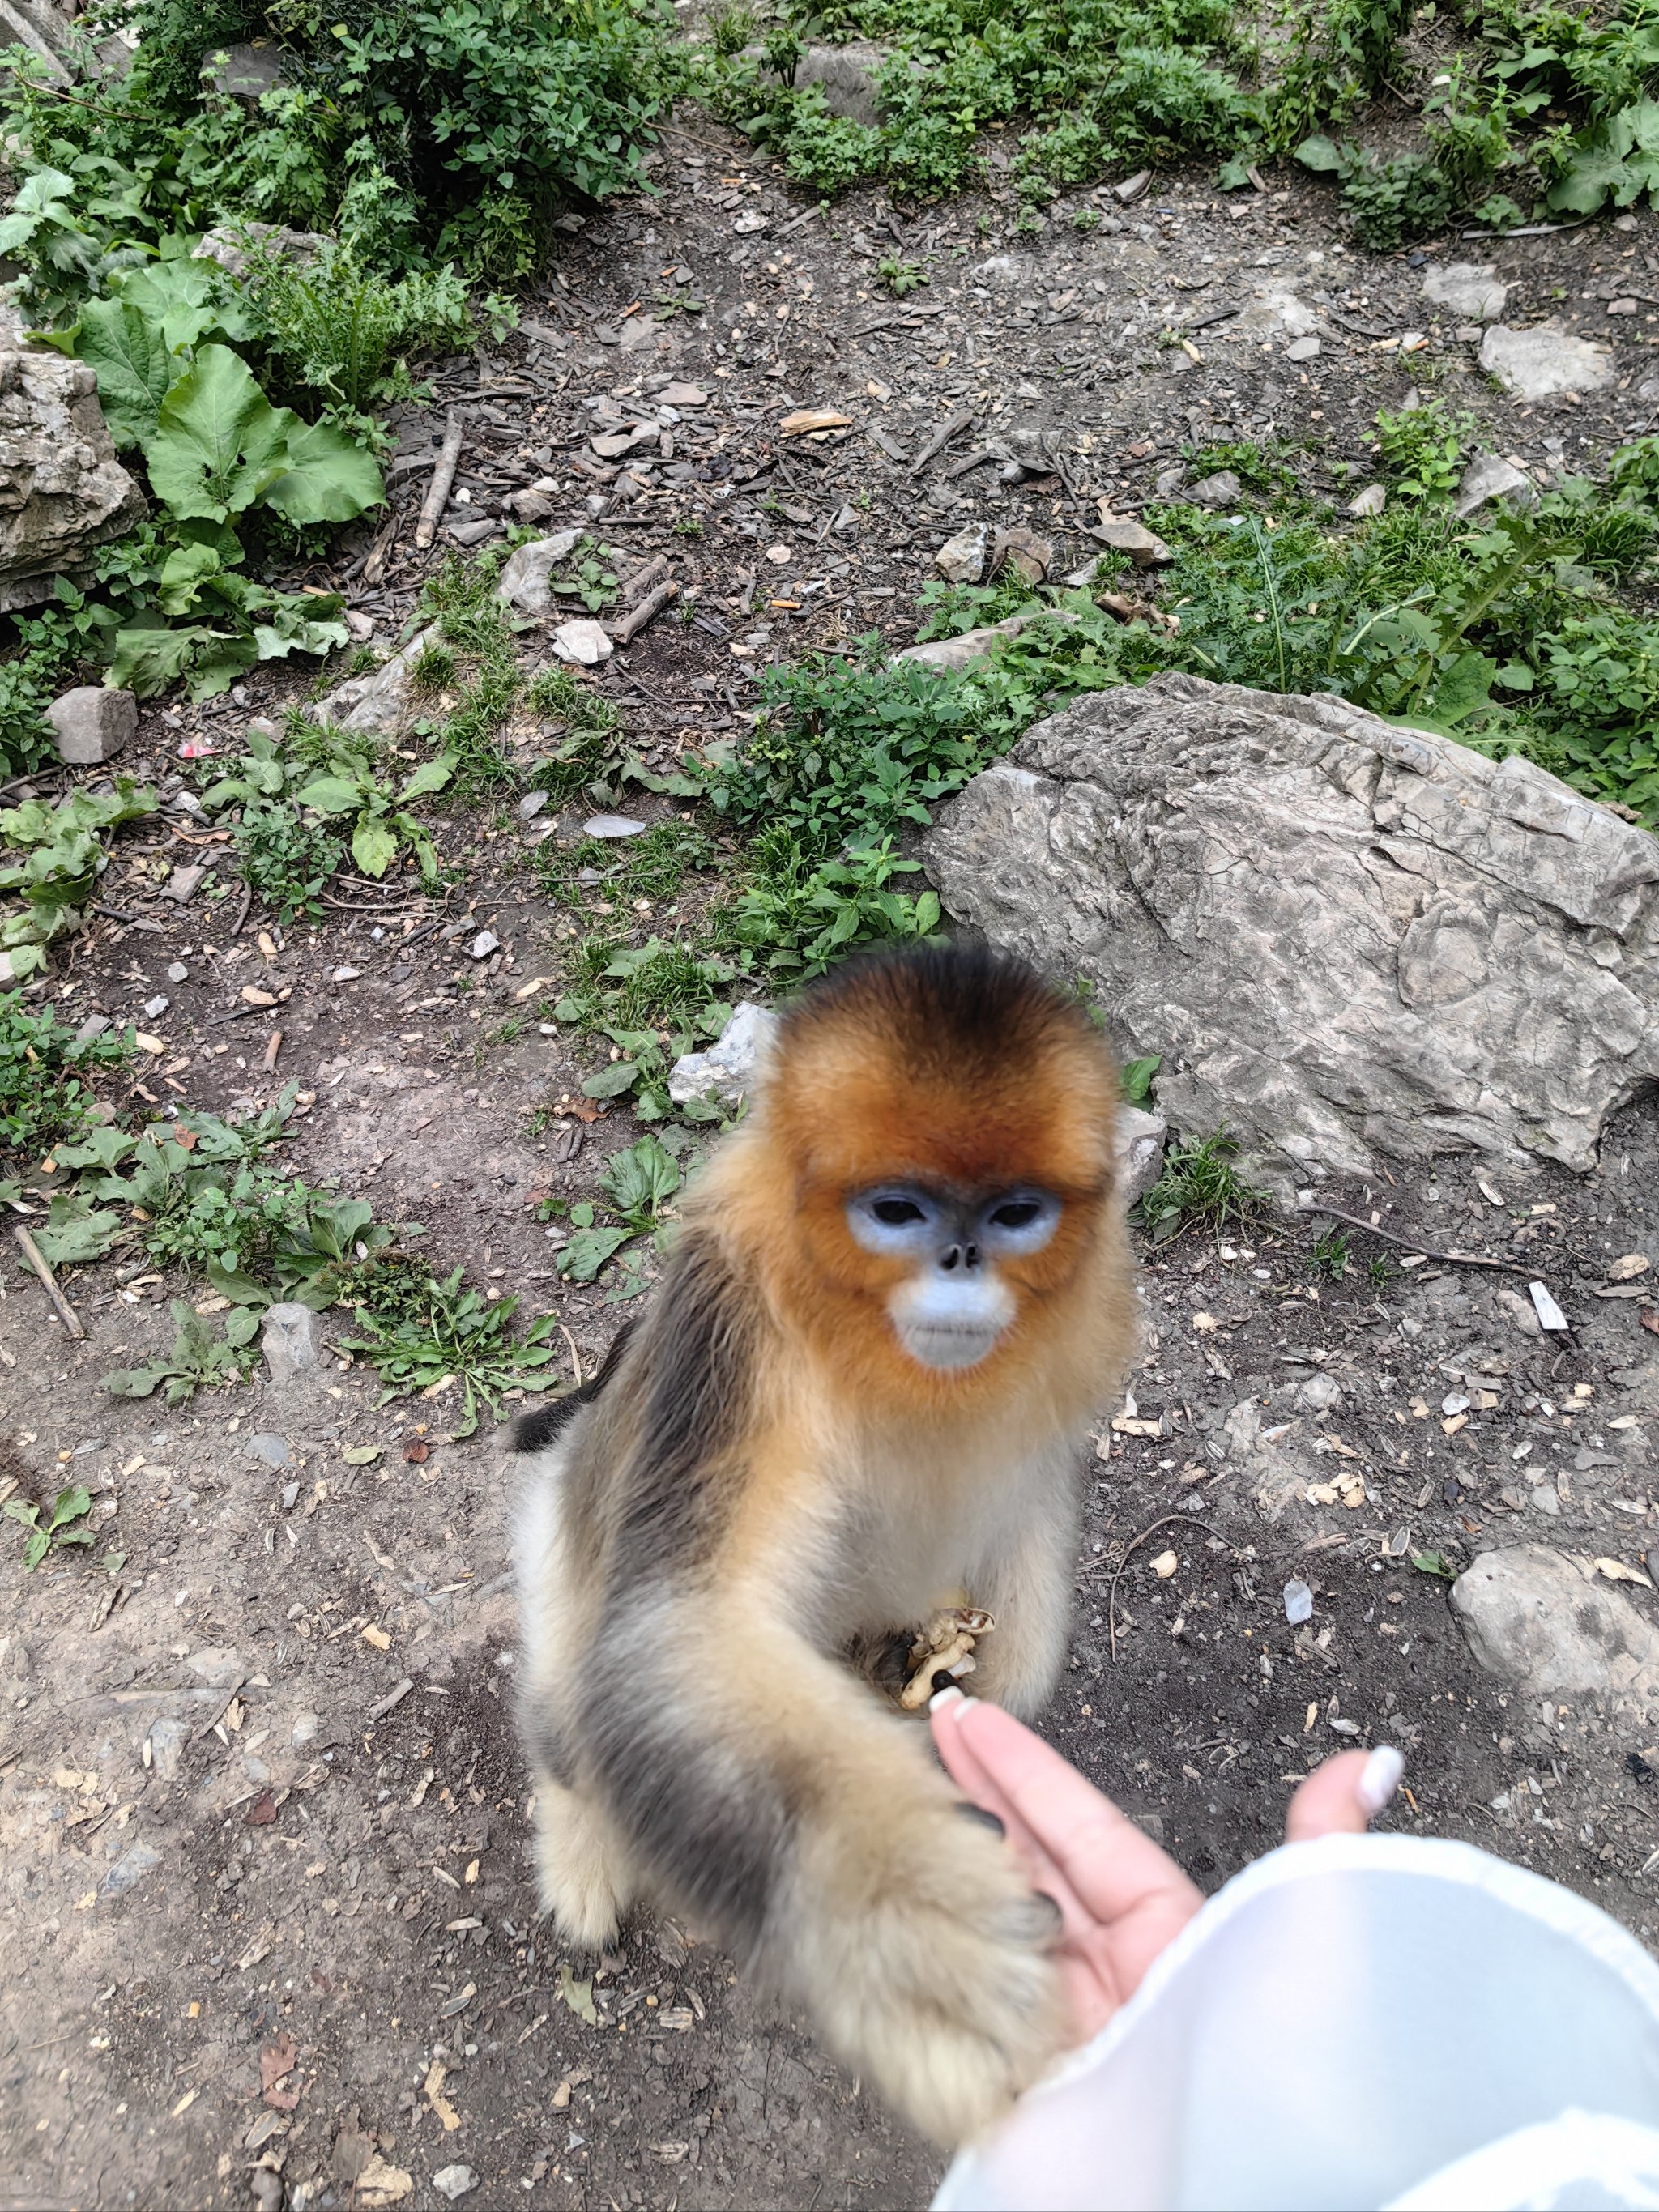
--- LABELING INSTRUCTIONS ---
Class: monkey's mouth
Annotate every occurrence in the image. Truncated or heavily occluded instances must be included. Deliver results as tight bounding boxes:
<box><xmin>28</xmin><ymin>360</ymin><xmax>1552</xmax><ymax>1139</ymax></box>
<box><xmin>894</xmin><ymin>1319</ymin><xmax>1006</xmax><ymax>1372</ymax></box>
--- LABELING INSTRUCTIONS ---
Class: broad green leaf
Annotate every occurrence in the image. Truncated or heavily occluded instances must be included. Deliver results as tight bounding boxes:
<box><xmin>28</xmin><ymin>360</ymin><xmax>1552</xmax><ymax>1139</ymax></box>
<box><xmin>1122</xmin><ymin>1054</ymin><xmax>1162</xmax><ymax>1106</ymax></box>
<box><xmin>1294</xmin><ymin>134</ymin><xmax>1344</xmax><ymax>173</ymax></box>
<box><xmin>53</xmin><ymin>1125</ymin><xmax>135</xmax><ymax>1172</ymax></box>
<box><xmin>33</xmin><ymin>1199</ymin><xmax>122</xmax><ymax>1265</ymax></box>
<box><xmin>352</xmin><ymin>818</ymin><xmax>399</xmax><ymax>877</ymax></box>
<box><xmin>1429</xmin><ymin>650</ymin><xmax>1498</xmax><ymax>728</ymax></box>
<box><xmin>103</xmin><ymin>1361</ymin><xmax>175</xmax><ymax>1398</ymax></box>
<box><xmin>400</xmin><ymin>754</ymin><xmax>455</xmax><ymax>801</ymax></box>
<box><xmin>582</xmin><ymin>1060</ymin><xmax>642</xmax><ymax>1098</ymax></box>
<box><xmin>556</xmin><ymin>1225</ymin><xmax>633</xmax><ymax>1282</ymax></box>
<box><xmin>224</xmin><ymin>1306</ymin><xmax>261</xmax><ymax>1347</ymax></box>
<box><xmin>74</xmin><ymin>296</ymin><xmax>175</xmax><ymax>450</ymax></box>
<box><xmin>47</xmin><ymin>1483</ymin><xmax>92</xmax><ymax>1532</ymax></box>
<box><xmin>109</xmin><ymin>623</ymin><xmax>223</xmax><ymax>695</ymax></box>
<box><xmin>157</xmin><ymin>539</ymin><xmax>228</xmax><ymax>616</ymax></box>
<box><xmin>114</xmin><ymin>255</ymin><xmax>251</xmax><ymax>352</ymax></box>
<box><xmin>296</xmin><ymin>774</ymin><xmax>366</xmax><ymax>815</ymax></box>
<box><xmin>263</xmin><ymin>415</ymin><xmax>385</xmax><ymax>526</ymax></box>
<box><xmin>143</xmin><ymin>343</ymin><xmax>292</xmax><ymax>523</ymax></box>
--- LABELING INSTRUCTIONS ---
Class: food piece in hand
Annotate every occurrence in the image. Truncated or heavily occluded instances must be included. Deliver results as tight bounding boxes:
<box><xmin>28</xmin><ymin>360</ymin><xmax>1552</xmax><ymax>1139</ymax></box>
<box><xmin>901</xmin><ymin>1606</ymin><xmax>996</xmax><ymax>1709</ymax></box>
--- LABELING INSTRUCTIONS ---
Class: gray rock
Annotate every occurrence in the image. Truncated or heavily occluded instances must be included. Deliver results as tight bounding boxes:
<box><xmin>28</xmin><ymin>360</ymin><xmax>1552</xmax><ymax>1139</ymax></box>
<box><xmin>200</xmin><ymin>40</ymin><xmax>287</xmax><ymax>101</ymax></box>
<box><xmin>446</xmin><ymin>516</ymin><xmax>499</xmax><ymax>548</ymax></box>
<box><xmin>469</xmin><ymin>930</ymin><xmax>500</xmax><ymax>960</ymax></box>
<box><xmin>935</xmin><ymin>520</ymin><xmax>991</xmax><ymax>584</ymax></box>
<box><xmin>517</xmin><ymin>791</ymin><xmax>550</xmax><ymax>822</ymax></box>
<box><xmin>167</xmin><ymin>962</ymin><xmax>189</xmax><ymax>983</ymax></box>
<box><xmin>497</xmin><ymin>526</ymin><xmax>588</xmax><ymax>615</ymax></box>
<box><xmin>292</xmin><ymin>1712</ymin><xmax>319</xmax><ymax>1748</ymax></box>
<box><xmin>192</xmin><ymin>222</ymin><xmax>325</xmax><ymax>281</ymax></box>
<box><xmin>433</xmin><ymin>2169</ymin><xmax>479</xmax><ymax>2203</ymax></box>
<box><xmin>1347</xmin><ymin>484</ymin><xmax>1387</xmax><ymax>518</ymax></box>
<box><xmin>1284</xmin><ymin>335</ymin><xmax>1321</xmax><ymax>362</ymax></box>
<box><xmin>1091</xmin><ymin>516</ymin><xmax>1171</xmax><ymax>569</ymax></box>
<box><xmin>1529</xmin><ymin>1485</ymin><xmax>1563</xmax><ymax>1516</ymax></box>
<box><xmin>1496</xmin><ymin>1286</ymin><xmax>1543</xmax><ymax>1338</ymax></box>
<box><xmin>143</xmin><ymin>994</ymin><xmax>168</xmax><ymax>1021</ymax></box>
<box><xmin>0</xmin><ymin>0</ymin><xmax>71</xmax><ymax>84</ymax></box>
<box><xmin>1115</xmin><ymin>1104</ymin><xmax>1166</xmax><ymax>1205</ymax></box>
<box><xmin>551</xmin><ymin>617</ymin><xmax>613</xmax><ymax>666</ymax></box>
<box><xmin>582</xmin><ymin>815</ymin><xmax>648</xmax><ymax>839</ymax></box>
<box><xmin>1215</xmin><ymin>1396</ymin><xmax>1316</xmax><ymax>1521</ymax></box>
<box><xmin>162</xmin><ymin>864</ymin><xmax>205</xmax><ymax>905</ymax></box>
<box><xmin>1188</xmin><ymin>470</ymin><xmax>1243</xmax><ymax>509</ymax></box>
<box><xmin>668</xmin><ymin>1001</ymin><xmax>778</xmax><ymax>1107</ymax></box>
<box><xmin>0</xmin><ymin>351</ymin><xmax>146</xmax><ymax>613</ymax></box>
<box><xmin>1422</xmin><ymin>262</ymin><xmax>1509</xmax><ymax>322</ymax></box>
<box><xmin>1479</xmin><ymin>323</ymin><xmax>1614</xmax><ymax>402</ymax></box>
<box><xmin>45</xmin><ymin>684</ymin><xmax>136</xmax><ymax>765</ymax></box>
<box><xmin>1452</xmin><ymin>1546</ymin><xmax>1659</xmax><ymax>1720</ymax></box>
<box><xmin>753</xmin><ymin>40</ymin><xmax>889</xmax><ymax>126</ymax></box>
<box><xmin>146</xmin><ymin>1715</ymin><xmax>189</xmax><ymax>1781</ymax></box>
<box><xmin>1283</xmin><ymin>1579</ymin><xmax>1314</xmax><ymax>1625</ymax></box>
<box><xmin>73</xmin><ymin>1013</ymin><xmax>111</xmax><ymax>1044</ymax></box>
<box><xmin>1299</xmin><ymin>1372</ymin><xmax>1342</xmax><ymax>1413</ymax></box>
<box><xmin>244</xmin><ymin>1432</ymin><xmax>292</xmax><ymax>1469</ymax></box>
<box><xmin>924</xmin><ymin>671</ymin><xmax>1659</xmax><ymax>1189</ymax></box>
<box><xmin>101</xmin><ymin>1840</ymin><xmax>161</xmax><ymax>1896</ymax></box>
<box><xmin>186</xmin><ymin>1645</ymin><xmax>243</xmax><ymax>1687</ymax></box>
<box><xmin>262</xmin><ymin>1302</ymin><xmax>326</xmax><ymax>1383</ymax></box>
<box><xmin>1233</xmin><ymin>286</ymin><xmax>1317</xmax><ymax>342</ymax></box>
<box><xmin>1453</xmin><ymin>453</ymin><xmax>1539</xmax><ymax>521</ymax></box>
<box><xmin>312</xmin><ymin>625</ymin><xmax>438</xmax><ymax>737</ymax></box>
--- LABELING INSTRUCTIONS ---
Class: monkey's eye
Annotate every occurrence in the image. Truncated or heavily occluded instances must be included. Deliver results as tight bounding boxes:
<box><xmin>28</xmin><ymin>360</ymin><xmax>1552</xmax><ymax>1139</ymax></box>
<box><xmin>872</xmin><ymin>1197</ymin><xmax>927</xmax><ymax>1227</ymax></box>
<box><xmin>846</xmin><ymin>1186</ymin><xmax>940</xmax><ymax>1254</ymax></box>
<box><xmin>987</xmin><ymin>1200</ymin><xmax>1041</xmax><ymax>1230</ymax></box>
<box><xmin>978</xmin><ymin>1189</ymin><xmax>1060</xmax><ymax>1254</ymax></box>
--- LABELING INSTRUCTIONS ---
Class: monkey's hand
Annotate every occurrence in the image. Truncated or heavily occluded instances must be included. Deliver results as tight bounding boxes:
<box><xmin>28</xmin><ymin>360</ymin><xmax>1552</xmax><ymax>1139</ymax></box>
<box><xmin>786</xmin><ymin>1739</ymin><xmax>1066</xmax><ymax>2146</ymax></box>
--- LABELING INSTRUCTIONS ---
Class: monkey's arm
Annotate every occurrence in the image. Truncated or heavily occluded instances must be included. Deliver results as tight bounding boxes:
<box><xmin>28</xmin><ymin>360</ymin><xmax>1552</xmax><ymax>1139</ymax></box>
<box><xmin>576</xmin><ymin>1577</ymin><xmax>1065</xmax><ymax>2147</ymax></box>
<box><xmin>960</xmin><ymin>1460</ymin><xmax>1084</xmax><ymax>1720</ymax></box>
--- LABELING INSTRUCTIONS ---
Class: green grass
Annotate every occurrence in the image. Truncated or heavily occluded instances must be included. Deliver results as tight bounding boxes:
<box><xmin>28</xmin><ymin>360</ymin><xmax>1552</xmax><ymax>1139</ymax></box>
<box><xmin>1140</xmin><ymin>1131</ymin><xmax>1269</xmax><ymax>1242</ymax></box>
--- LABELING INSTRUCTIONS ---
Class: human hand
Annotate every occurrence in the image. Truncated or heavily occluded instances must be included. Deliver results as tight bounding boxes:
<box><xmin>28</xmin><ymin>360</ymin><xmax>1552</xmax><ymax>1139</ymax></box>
<box><xmin>929</xmin><ymin>1689</ymin><xmax>1403</xmax><ymax>2047</ymax></box>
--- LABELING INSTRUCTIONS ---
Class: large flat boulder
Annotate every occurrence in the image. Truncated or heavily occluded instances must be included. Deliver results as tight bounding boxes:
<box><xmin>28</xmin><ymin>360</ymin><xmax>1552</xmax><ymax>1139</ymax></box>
<box><xmin>923</xmin><ymin>672</ymin><xmax>1659</xmax><ymax>1187</ymax></box>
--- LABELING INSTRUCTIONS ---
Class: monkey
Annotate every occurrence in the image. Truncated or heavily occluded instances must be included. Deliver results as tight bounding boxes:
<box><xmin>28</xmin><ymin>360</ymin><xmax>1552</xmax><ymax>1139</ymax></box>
<box><xmin>510</xmin><ymin>943</ymin><xmax>1138</xmax><ymax>2146</ymax></box>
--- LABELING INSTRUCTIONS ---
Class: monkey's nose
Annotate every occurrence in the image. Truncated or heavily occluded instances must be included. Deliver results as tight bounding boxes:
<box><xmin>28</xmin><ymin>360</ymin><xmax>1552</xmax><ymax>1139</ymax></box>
<box><xmin>940</xmin><ymin>1243</ymin><xmax>981</xmax><ymax>1272</ymax></box>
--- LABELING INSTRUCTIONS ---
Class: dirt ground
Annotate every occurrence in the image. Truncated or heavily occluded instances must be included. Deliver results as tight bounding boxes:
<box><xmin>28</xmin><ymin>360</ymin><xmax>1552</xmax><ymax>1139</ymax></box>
<box><xmin>5</xmin><ymin>112</ymin><xmax>1659</xmax><ymax>2212</ymax></box>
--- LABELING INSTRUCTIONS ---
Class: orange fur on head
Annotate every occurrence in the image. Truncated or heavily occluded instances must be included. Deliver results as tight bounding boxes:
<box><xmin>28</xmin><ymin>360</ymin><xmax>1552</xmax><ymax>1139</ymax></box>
<box><xmin>707</xmin><ymin>945</ymin><xmax>1128</xmax><ymax>1414</ymax></box>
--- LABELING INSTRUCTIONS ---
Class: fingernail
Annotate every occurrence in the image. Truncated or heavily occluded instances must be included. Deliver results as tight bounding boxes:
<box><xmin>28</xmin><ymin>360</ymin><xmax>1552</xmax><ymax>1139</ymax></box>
<box><xmin>1358</xmin><ymin>1744</ymin><xmax>1404</xmax><ymax>1818</ymax></box>
<box><xmin>929</xmin><ymin>1685</ymin><xmax>965</xmax><ymax>1713</ymax></box>
<box><xmin>956</xmin><ymin>1803</ymin><xmax>1004</xmax><ymax>1835</ymax></box>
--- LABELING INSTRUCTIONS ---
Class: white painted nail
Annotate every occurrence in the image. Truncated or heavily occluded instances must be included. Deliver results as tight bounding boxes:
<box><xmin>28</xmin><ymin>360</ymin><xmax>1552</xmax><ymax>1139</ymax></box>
<box><xmin>1358</xmin><ymin>1744</ymin><xmax>1404</xmax><ymax>1818</ymax></box>
<box><xmin>929</xmin><ymin>1685</ymin><xmax>965</xmax><ymax>1713</ymax></box>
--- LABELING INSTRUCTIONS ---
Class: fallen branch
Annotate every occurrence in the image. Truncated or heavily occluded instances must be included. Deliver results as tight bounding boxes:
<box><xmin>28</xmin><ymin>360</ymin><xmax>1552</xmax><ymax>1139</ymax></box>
<box><xmin>608</xmin><ymin>579</ymin><xmax>678</xmax><ymax>646</ymax></box>
<box><xmin>14</xmin><ymin>1225</ymin><xmax>85</xmax><ymax>1340</ymax></box>
<box><xmin>1298</xmin><ymin>1200</ymin><xmax>1532</xmax><ymax>1275</ymax></box>
<box><xmin>415</xmin><ymin>411</ymin><xmax>464</xmax><ymax>551</ymax></box>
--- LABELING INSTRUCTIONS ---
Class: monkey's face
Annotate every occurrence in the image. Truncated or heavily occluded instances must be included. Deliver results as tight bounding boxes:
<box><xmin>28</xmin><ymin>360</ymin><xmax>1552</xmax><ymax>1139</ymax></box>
<box><xmin>842</xmin><ymin>1180</ymin><xmax>1064</xmax><ymax>1371</ymax></box>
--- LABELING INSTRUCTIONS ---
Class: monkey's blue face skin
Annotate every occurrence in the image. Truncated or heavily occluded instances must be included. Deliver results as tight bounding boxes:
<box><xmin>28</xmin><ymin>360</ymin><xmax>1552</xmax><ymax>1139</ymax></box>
<box><xmin>844</xmin><ymin>1183</ymin><xmax>1062</xmax><ymax>1370</ymax></box>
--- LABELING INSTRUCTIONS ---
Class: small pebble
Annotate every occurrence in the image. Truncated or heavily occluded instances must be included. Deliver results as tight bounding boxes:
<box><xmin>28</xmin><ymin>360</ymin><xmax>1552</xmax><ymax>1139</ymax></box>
<box><xmin>1283</xmin><ymin>1579</ymin><xmax>1314</xmax><ymax>1626</ymax></box>
<box><xmin>166</xmin><ymin>962</ymin><xmax>189</xmax><ymax>984</ymax></box>
<box><xmin>470</xmin><ymin>930</ymin><xmax>500</xmax><ymax>960</ymax></box>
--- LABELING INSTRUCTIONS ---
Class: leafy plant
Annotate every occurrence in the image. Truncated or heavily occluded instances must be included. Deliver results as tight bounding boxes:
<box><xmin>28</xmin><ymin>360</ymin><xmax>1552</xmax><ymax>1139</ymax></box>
<box><xmin>0</xmin><ymin>778</ymin><xmax>160</xmax><ymax>979</ymax></box>
<box><xmin>1122</xmin><ymin>1053</ymin><xmax>1160</xmax><ymax>1105</ymax></box>
<box><xmin>0</xmin><ymin>993</ymin><xmax>133</xmax><ymax>1161</ymax></box>
<box><xmin>1139</xmin><ymin>1128</ymin><xmax>1268</xmax><ymax>1242</ymax></box>
<box><xmin>1372</xmin><ymin>399</ymin><xmax>1473</xmax><ymax>502</ymax></box>
<box><xmin>1307</xmin><ymin>1225</ymin><xmax>1352</xmax><ymax>1278</ymax></box>
<box><xmin>5</xmin><ymin>1481</ymin><xmax>95</xmax><ymax>1569</ymax></box>
<box><xmin>340</xmin><ymin>1266</ymin><xmax>563</xmax><ymax>1437</ymax></box>
<box><xmin>876</xmin><ymin>254</ymin><xmax>928</xmax><ymax>295</ymax></box>
<box><xmin>104</xmin><ymin>1299</ymin><xmax>260</xmax><ymax>1402</ymax></box>
<box><xmin>293</xmin><ymin>741</ymin><xmax>453</xmax><ymax>882</ymax></box>
<box><xmin>557</xmin><ymin>1134</ymin><xmax>681</xmax><ymax>1281</ymax></box>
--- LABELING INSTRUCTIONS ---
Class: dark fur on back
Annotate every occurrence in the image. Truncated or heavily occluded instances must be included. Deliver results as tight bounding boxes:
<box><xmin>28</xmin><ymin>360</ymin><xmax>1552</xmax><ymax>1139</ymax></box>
<box><xmin>511</xmin><ymin>1319</ymin><xmax>639</xmax><ymax>1455</ymax></box>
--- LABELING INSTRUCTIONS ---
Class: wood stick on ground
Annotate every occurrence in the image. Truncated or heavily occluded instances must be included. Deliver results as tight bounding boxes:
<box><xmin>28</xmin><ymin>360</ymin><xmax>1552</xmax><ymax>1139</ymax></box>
<box><xmin>608</xmin><ymin>579</ymin><xmax>678</xmax><ymax>647</ymax></box>
<box><xmin>415</xmin><ymin>411</ymin><xmax>464</xmax><ymax>551</ymax></box>
<box><xmin>1298</xmin><ymin>1200</ymin><xmax>1532</xmax><ymax>1275</ymax></box>
<box><xmin>621</xmin><ymin>553</ymin><xmax>671</xmax><ymax>604</ymax></box>
<box><xmin>262</xmin><ymin>1030</ymin><xmax>283</xmax><ymax>1072</ymax></box>
<box><xmin>14</xmin><ymin>1225</ymin><xmax>85</xmax><ymax>1340</ymax></box>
